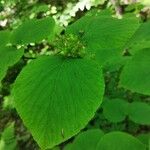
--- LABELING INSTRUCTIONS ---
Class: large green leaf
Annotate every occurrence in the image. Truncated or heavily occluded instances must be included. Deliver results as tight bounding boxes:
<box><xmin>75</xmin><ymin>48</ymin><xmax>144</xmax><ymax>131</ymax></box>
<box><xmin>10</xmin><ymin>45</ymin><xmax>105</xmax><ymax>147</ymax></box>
<box><xmin>12</xmin><ymin>55</ymin><xmax>104</xmax><ymax>149</ymax></box>
<box><xmin>96</xmin><ymin>132</ymin><xmax>146</xmax><ymax>150</ymax></box>
<box><xmin>10</xmin><ymin>17</ymin><xmax>55</xmax><ymax>45</ymax></box>
<box><xmin>128</xmin><ymin>102</ymin><xmax>150</xmax><ymax>125</ymax></box>
<box><xmin>0</xmin><ymin>30</ymin><xmax>10</xmax><ymax>46</ymax></box>
<box><xmin>119</xmin><ymin>48</ymin><xmax>150</xmax><ymax>95</ymax></box>
<box><xmin>0</xmin><ymin>46</ymin><xmax>24</xmax><ymax>83</ymax></box>
<box><xmin>71</xmin><ymin>129</ymin><xmax>104</xmax><ymax>150</ymax></box>
<box><xmin>66</xmin><ymin>10</ymin><xmax>140</xmax><ymax>70</ymax></box>
<box><xmin>102</xmin><ymin>98</ymin><xmax>128</xmax><ymax>123</ymax></box>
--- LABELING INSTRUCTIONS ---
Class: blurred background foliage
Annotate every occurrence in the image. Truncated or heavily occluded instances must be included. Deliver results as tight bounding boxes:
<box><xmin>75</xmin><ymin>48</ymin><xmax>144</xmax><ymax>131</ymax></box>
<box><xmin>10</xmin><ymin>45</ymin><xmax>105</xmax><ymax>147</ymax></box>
<box><xmin>0</xmin><ymin>0</ymin><xmax>150</xmax><ymax>150</ymax></box>
<box><xmin>0</xmin><ymin>0</ymin><xmax>150</xmax><ymax>28</ymax></box>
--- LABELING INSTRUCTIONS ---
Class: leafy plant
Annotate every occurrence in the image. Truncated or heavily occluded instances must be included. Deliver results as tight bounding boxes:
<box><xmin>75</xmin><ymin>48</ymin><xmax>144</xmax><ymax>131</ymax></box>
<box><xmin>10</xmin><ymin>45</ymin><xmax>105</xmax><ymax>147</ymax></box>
<box><xmin>0</xmin><ymin>6</ymin><xmax>150</xmax><ymax>150</ymax></box>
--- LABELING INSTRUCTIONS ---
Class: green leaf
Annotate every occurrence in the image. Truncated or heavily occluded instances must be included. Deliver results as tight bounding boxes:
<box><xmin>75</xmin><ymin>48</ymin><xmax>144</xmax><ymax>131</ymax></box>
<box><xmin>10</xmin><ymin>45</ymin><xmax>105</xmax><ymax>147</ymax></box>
<box><xmin>102</xmin><ymin>98</ymin><xmax>128</xmax><ymax>123</ymax></box>
<box><xmin>128</xmin><ymin>102</ymin><xmax>150</xmax><ymax>125</ymax></box>
<box><xmin>0</xmin><ymin>30</ymin><xmax>10</xmax><ymax>46</ymax></box>
<box><xmin>12</xmin><ymin>56</ymin><xmax>104</xmax><ymax>149</ymax></box>
<box><xmin>66</xmin><ymin>10</ymin><xmax>140</xmax><ymax>70</ymax></box>
<box><xmin>96</xmin><ymin>132</ymin><xmax>146</xmax><ymax>150</ymax></box>
<box><xmin>71</xmin><ymin>129</ymin><xmax>104</xmax><ymax>150</ymax></box>
<box><xmin>10</xmin><ymin>17</ymin><xmax>55</xmax><ymax>45</ymax></box>
<box><xmin>0</xmin><ymin>123</ymin><xmax>17</xmax><ymax>150</ymax></box>
<box><xmin>0</xmin><ymin>46</ymin><xmax>24</xmax><ymax>83</ymax></box>
<box><xmin>126</xmin><ymin>21</ymin><xmax>150</xmax><ymax>54</ymax></box>
<box><xmin>119</xmin><ymin>48</ymin><xmax>150</xmax><ymax>95</ymax></box>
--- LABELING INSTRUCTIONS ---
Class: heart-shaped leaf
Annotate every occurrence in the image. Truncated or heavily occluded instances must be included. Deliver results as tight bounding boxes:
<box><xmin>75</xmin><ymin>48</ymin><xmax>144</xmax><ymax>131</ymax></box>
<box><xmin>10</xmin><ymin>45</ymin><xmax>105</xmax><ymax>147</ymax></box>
<box><xmin>12</xmin><ymin>55</ymin><xmax>104</xmax><ymax>149</ymax></box>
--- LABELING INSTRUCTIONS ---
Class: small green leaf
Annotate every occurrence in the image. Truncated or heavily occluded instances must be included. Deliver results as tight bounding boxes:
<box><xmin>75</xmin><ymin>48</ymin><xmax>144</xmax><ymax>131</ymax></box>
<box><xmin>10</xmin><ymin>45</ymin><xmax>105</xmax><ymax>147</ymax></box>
<box><xmin>119</xmin><ymin>48</ymin><xmax>150</xmax><ymax>95</ymax></box>
<box><xmin>96</xmin><ymin>132</ymin><xmax>146</xmax><ymax>150</ymax></box>
<box><xmin>12</xmin><ymin>56</ymin><xmax>104</xmax><ymax>149</ymax></box>
<box><xmin>71</xmin><ymin>129</ymin><xmax>104</xmax><ymax>150</ymax></box>
<box><xmin>128</xmin><ymin>102</ymin><xmax>150</xmax><ymax>125</ymax></box>
<box><xmin>102</xmin><ymin>98</ymin><xmax>128</xmax><ymax>123</ymax></box>
<box><xmin>0</xmin><ymin>46</ymin><xmax>24</xmax><ymax>83</ymax></box>
<box><xmin>11</xmin><ymin>17</ymin><xmax>55</xmax><ymax>45</ymax></box>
